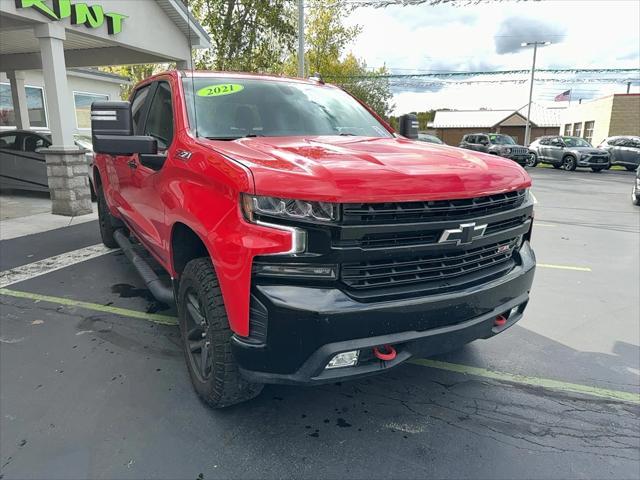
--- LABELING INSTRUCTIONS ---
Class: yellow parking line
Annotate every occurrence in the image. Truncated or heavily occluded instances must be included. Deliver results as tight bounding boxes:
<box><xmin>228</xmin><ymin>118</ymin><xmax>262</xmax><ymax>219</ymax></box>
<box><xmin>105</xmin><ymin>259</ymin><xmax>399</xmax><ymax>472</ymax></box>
<box><xmin>537</xmin><ymin>263</ymin><xmax>591</xmax><ymax>272</ymax></box>
<box><xmin>0</xmin><ymin>288</ymin><xmax>177</xmax><ymax>326</ymax></box>
<box><xmin>3</xmin><ymin>288</ymin><xmax>635</xmax><ymax>404</ymax></box>
<box><xmin>410</xmin><ymin>359</ymin><xmax>640</xmax><ymax>405</ymax></box>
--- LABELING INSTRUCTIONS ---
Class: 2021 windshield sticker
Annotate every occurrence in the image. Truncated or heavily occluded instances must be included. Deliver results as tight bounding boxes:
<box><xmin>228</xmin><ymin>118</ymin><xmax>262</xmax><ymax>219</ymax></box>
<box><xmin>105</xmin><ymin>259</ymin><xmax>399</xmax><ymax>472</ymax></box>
<box><xmin>196</xmin><ymin>84</ymin><xmax>245</xmax><ymax>97</ymax></box>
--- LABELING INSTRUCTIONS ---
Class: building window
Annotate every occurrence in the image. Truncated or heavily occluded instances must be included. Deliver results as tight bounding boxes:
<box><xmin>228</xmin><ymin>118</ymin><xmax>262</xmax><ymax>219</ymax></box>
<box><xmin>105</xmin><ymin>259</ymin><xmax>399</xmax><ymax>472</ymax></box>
<box><xmin>573</xmin><ymin>122</ymin><xmax>582</xmax><ymax>138</ymax></box>
<box><xmin>583</xmin><ymin>121</ymin><xmax>595</xmax><ymax>143</ymax></box>
<box><xmin>0</xmin><ymin>83</ymin><xmax>48</xmax><ymax>128</ymax></box>
<box><xmin>74</xmin><ymin>92</ymin><xmax>109</xmax><ymax>129</ymax></box>
<box><xmin>564</xmin><ymin>124</ymin><xmax>572</xmax><ymax>136</ymax></box>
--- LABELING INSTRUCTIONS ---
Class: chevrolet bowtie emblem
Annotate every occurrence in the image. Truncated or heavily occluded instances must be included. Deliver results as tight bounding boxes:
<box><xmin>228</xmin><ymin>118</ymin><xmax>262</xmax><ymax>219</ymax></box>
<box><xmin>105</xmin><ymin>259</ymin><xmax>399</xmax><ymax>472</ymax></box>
<box><xmin>439</xmin><ymin>222</ymin><xmax>487</xmax><ymax>246</ymax></box>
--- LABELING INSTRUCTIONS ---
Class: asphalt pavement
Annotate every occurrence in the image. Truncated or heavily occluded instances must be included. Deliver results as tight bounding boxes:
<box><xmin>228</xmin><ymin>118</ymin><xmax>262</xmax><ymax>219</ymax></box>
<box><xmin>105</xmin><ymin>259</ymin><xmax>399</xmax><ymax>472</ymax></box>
<box><xmin>1</xmin><ymin>167</ymin><xmax>639</xmax><ymax>480</ymax></box>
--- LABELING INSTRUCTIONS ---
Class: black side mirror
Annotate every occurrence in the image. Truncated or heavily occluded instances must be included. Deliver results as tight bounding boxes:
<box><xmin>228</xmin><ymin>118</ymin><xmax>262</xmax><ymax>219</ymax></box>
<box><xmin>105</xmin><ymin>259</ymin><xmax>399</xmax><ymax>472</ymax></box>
<box><xmin>398</xmin><ymin>114</ymin><xmax>419</xmax><ymax>139</ymax></box>
<box><xmin>91</xmin><ymin>101</ymin><xmax>157</xmax><ymax>155</ymax></box>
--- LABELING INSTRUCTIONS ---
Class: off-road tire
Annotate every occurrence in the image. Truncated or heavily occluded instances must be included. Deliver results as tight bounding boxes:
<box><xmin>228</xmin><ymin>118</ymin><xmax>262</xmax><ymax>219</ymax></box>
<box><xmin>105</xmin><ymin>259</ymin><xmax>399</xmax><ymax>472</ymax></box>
<box><xmin>526</xmin><ymin>153</ymin><xmax>538</xmax><ymax>168</ymax></box>
<box><xmin>178</xmin><ymin>257</ymin><xmax>263</xmax><ymax>408</ymax></box>
<box><xmin>562</xmin><ymin>155</ymin><xmax>577</xmax><ymax>171</ymax></box>
<box><xmin>97</xmin><ymin>185</ymin><xmax>119</xmax><ymax>248</ymax></box>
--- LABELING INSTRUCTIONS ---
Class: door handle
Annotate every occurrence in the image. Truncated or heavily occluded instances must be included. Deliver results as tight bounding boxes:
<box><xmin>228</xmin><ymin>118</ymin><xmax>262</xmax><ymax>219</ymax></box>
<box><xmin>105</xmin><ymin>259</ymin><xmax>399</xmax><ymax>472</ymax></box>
<box><xmin>128</xmin><ymin>160</ymin><xmax>137</xmax><ymax>169</ymax></box>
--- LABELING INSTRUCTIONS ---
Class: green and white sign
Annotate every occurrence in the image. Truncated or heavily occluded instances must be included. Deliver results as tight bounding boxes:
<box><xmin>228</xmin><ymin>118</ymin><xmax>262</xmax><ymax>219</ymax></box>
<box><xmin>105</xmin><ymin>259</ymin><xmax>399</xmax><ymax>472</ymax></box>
<box><xmin>16</xmin><ymin>0</ymin><xmax>127</xmax><ymax>35</ymax></box>
<box><xmin>196</xmin><ymin>84</ymin><xmax>245</xmax><ymax>97</ymax></box>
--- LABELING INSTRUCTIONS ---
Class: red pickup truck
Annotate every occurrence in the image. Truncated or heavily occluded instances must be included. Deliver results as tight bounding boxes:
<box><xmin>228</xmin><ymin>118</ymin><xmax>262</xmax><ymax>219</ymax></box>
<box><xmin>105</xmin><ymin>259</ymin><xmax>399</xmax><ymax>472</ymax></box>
<box><xmin>91</xmin><ymin>70</ymin><xmax>535</xmax><ymax>408</ymax></box>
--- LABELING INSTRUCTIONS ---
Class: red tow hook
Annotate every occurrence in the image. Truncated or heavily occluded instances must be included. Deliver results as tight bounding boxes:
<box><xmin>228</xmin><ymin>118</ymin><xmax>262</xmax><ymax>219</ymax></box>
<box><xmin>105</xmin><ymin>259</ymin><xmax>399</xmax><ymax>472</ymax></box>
<box><xmin>373</xmin><ymin>344</ymin><xmax>397</xmax><ymax>361</ymax></box>
<box><xmin>494</xmin><ymin>315</ymin><xmax>507</xmax><ymax>327</ymax></box>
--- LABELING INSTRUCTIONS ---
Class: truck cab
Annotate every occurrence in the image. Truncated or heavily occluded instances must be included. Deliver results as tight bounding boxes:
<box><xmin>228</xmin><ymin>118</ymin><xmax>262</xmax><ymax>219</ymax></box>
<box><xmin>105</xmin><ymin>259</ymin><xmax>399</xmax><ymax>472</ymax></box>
<box><xmin>91</xmin><ymin>71</ymin><xmax>535</xmax><ymax>408</ymax></box>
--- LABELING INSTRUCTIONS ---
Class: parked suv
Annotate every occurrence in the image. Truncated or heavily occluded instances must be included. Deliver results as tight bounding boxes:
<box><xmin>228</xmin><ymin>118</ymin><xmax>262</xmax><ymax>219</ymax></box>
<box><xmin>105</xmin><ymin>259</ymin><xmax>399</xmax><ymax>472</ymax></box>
<box><xmin>459</xmin><ymin>133</ymin><xmax>530</xmax><ymax>166</ymax></box>
<box><xmin>91</xmin><ymin>71</ymin><xmax>535</xmax><ymax>408</ymax></box>
<box><xmin>598</xmin><ymin>136</ymin><xmax>640</xmax><ymax>171</ymax></box>
<box><xmin>528</xmin><ymin>136</ymin><xmax>610</xmax><ymax>172</ymax></box>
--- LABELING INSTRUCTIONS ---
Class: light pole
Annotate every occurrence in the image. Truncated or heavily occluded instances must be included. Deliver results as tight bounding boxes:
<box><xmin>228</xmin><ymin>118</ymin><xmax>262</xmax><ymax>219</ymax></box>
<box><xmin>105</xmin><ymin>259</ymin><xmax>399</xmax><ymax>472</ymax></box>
<box><xmin>521</xmin><ymin>41</ymin><xmax>551</xmax><ymax>146</ymax></box>
<box><xmin>297</xmin><ymin>0</ymin><xmax>305</xmax><ymax>77</ymax></box>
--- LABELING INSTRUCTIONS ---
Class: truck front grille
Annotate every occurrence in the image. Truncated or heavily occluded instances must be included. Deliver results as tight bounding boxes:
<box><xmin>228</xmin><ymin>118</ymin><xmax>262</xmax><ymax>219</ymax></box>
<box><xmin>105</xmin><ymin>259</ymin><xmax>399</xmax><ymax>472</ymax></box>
<box><xmin>342</xmin><ymin>189</ymin><xmax>526</xmax><ymax>224</ymax></box>
<box><xmin>341</xmin><ymin>238</ymin><xmax>518</xmax><ymax>290</ymax></box>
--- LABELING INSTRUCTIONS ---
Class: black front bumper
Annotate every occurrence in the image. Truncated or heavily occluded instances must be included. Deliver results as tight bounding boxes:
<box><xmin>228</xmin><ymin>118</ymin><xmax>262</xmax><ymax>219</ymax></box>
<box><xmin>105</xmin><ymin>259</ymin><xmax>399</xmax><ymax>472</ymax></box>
<box><xmin>233</xmin><ymin>242</ymin><xmax>535</xmax><ymax>385</ymax></box>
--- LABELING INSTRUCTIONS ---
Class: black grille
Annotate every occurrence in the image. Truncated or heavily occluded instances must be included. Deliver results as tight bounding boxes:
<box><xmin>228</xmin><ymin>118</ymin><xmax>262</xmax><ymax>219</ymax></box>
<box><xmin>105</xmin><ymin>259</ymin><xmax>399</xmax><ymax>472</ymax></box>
<box><xmin>510</xmin><ymin>147</ymin><xmax>529</xmax><ymax>156</ymax></box>
<box><xmin>350</xmin><ymin>215</ymin><xmax>528</xmax><ymax>250</ymax></box>
<box><xmin>342</xmin><ymin>190</ymin><xmax>526</xmax><ymax>224</ymax></box>
<box><xmin>341</xmin><ymin>238</ymin><xmax>518</xmax><ymax>290</ymax></box>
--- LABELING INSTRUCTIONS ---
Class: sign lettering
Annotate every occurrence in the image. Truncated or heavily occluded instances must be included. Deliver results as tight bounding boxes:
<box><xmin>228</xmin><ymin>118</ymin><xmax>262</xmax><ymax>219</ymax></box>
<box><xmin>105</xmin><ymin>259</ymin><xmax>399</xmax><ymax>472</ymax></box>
<box><xmin>15</xmin><ymin>0</ymin><xmax>127</xmax><ymax>35</ymax></box>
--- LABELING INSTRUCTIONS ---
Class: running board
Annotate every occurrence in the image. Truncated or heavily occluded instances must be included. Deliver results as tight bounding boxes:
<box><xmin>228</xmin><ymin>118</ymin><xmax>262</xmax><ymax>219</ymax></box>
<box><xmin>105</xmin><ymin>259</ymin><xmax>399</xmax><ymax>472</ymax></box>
<box><xmin>113</xmin><ymin>229</ymin><xmax>175</xmax><ymax>305</ymax></box>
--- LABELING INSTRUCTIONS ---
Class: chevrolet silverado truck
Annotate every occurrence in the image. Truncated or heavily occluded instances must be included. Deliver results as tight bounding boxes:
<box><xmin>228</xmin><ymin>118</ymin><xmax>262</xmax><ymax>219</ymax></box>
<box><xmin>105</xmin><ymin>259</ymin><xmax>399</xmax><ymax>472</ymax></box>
<box><xmin>90</xmin><ymin>71</ymin><xmax>535</xmax><ymax>408</ymax></box>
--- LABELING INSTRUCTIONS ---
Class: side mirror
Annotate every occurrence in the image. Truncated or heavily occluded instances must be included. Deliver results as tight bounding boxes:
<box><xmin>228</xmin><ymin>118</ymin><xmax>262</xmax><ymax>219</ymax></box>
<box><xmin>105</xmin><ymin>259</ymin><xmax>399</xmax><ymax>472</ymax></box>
<box><xmin>398</xmin><ymin>114</ymin><xmax>419</xmax><ymax>139</ymax></box>
<box><xmin>91</xmin><ymin>101</ymin><xmax>157</xmax><ymax>155</ymax></box>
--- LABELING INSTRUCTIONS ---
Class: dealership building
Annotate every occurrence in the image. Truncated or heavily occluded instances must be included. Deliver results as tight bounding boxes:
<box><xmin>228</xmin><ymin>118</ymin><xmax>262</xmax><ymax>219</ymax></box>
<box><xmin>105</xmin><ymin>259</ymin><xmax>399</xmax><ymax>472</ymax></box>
<box><xmin>0</xmin><ymin>0</ymin><xmax>210</xmax><ymax>215</ymax></box>
<box><xmin>558</xmin><ymin>93</ymin><xmax>640</xmax><ymax>144</ymax></box>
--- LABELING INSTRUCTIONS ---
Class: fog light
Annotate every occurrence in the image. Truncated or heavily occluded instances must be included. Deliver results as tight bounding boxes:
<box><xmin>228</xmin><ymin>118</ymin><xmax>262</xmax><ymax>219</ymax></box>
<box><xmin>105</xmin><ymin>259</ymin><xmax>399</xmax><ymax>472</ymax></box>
<box><xmin>326</xmin><ymin>350</ymin><xmax>359</xmax><ymax>369</ymax></box>
<box><xmin>253</xmin><ymin>263</ymin><xmax>337</xmax><ymax>279</ymax></box>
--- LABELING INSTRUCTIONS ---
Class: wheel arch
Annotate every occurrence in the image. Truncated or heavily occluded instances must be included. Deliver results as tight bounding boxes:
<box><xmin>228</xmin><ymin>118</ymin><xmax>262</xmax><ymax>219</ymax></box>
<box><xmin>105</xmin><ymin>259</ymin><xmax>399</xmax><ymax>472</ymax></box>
<box><xmin>170</xmin><ymin>221</ymin><xmax>211</xmax><ymax>278</ymax></box>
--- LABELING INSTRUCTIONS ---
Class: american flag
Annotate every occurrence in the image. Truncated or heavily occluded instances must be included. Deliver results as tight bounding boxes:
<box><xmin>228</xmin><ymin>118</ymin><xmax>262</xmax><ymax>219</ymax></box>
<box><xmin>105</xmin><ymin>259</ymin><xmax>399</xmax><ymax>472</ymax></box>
<box><xmin>554</xmin><ymin>90</ymin><xmax>571</xmax><ymax>102</ymax></box>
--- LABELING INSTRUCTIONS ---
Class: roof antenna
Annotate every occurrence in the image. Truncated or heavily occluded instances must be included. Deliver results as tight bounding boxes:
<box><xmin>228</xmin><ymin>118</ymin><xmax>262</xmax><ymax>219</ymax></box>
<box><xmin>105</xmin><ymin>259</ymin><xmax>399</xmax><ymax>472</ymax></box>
<box><xmin>186</xmin><ymin>0</ymin><xmax>198</xmax><ymax>138</ymax></box>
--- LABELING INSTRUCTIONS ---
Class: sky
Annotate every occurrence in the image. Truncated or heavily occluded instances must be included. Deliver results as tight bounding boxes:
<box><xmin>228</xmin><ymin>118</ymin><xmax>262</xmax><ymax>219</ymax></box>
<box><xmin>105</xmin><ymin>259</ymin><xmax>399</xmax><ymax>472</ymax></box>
<box><xmin>344</xmin><ymin>0</ymin><xmax>640</xmax><ymax>114</ymax></box>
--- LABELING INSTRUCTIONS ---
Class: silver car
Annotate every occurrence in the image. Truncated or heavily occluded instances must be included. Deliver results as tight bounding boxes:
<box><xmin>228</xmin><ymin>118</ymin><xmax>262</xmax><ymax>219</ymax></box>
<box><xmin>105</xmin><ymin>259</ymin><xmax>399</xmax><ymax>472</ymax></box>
<box><xmin>0</xmin><ymin>130</ymin><xmax>96</xmax><ymax>199</ymax></box>
<box><xmin>528</xmin><ymin>136</ymin><xmax>610</xmax><ymax>172</ymax></box>
<box><xmin>598</xmin><ymin>136</ymin><xmax>640</xmax><ymax>171</ymax></box>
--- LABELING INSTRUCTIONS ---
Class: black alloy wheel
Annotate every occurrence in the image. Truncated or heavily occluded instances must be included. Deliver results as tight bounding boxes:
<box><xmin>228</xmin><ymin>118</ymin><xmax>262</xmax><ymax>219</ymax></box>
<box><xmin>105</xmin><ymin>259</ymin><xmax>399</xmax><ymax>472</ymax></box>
<box><xmin>183</xmin><ymin>288</ymin><xmax>213</xmax><ymax>382</ymax></box>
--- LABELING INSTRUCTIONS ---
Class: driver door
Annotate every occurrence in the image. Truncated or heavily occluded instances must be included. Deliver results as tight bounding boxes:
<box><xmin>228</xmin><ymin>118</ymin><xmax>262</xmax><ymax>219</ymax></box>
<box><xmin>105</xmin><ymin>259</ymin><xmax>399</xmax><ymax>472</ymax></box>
<box><xmin>546</xmin><ymin>137</ymin><xmax>564</xmax><ymax>164</ymax></box>
<box><xmin>126</xmin><ymin>80</ymin><xmax>174</xmax><ymax>262</ymax></box>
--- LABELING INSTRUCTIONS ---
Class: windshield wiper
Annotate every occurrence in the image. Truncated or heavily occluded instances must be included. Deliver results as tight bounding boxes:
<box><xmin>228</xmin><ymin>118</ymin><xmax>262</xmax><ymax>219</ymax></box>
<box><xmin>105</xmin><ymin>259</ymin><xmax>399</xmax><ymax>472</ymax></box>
<box><xmin>205</xmin><ymin>134</ymin><xmax>264</xmax><ymax>141</ymax></box>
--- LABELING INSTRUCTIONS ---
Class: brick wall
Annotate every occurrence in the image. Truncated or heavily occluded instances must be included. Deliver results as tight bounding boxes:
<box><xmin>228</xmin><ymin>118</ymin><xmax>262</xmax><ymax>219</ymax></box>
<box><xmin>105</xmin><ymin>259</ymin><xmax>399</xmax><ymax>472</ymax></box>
<box><xmin>609</xmin><ymin>95</ymin><xmax>640</xmax><ymax>137</ymax></box>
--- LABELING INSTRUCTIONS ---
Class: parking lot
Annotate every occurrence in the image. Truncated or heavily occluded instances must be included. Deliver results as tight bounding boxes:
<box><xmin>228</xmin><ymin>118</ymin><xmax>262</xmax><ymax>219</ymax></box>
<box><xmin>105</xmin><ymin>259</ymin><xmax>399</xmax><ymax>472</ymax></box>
<box><xmin>1</xmin><ymin>167</ymin><xmax>638</xmax><ymax>480</ymax></box>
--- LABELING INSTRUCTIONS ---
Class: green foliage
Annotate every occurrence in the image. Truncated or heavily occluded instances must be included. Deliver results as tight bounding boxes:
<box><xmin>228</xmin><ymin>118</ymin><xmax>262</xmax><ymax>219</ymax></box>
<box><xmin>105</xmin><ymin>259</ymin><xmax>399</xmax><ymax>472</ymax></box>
<box><xmin>100</xmin><ymin>64</ymin><xmax>170</xmax><ymax>98</ymax></box>
<box><xmin>388</xmin><ymin>110</ymin><xmax>436</xmax><ymax>131</ymax></box>
<box><xmin>284</xmin><ymin>0</ymin><xmax>394</xmax><ymax>118</ymax></box>
<box><xmin>190</xmin><ymin>0</ymin><xmax>297</xmax><ymax>73</ymax></box>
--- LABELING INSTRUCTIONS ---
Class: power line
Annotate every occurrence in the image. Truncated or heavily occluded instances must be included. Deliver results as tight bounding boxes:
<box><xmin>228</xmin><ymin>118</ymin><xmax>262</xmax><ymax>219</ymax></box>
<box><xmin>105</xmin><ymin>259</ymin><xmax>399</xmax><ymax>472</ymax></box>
<box><xmin>325</xmin><ymin>68</ymin><xmax>640</xmax><ymax>79</ymax></box>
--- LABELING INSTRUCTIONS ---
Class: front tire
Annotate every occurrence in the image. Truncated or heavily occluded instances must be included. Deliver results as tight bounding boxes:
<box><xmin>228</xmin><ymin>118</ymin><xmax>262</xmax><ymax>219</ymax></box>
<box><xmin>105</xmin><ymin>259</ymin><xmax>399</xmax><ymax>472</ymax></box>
<box><xmin>591</xmin><ymin>167</ymin><xmax>604</xmax><ymax>173</ymax></box>
<box><xmin>178</xmin><ymin>258</ymin><xmax>263</xmax><ymax>408</ymax></box>
<box><xmin>97</xmin><ymin>184</ymin><xmax>119</xmax><ymax>248</ymax></box>
<box><xmin>563</xmin><ymin>155</ymin><xmax>577</xmax><ymax>171</ymax></box>
<box><xmin>626</xmin><ymin>165</ymin><xmax>638</xmax><ymax>172</ymax></box>
<box><xmin>526</xmin><ymin>153</ymin><xmax>538</xmax><ymax>168</ymax></box>
<box><xmin>552</xmin><ymin>163</ymin><xmax>561</xmax><ymax>169</ymax></box>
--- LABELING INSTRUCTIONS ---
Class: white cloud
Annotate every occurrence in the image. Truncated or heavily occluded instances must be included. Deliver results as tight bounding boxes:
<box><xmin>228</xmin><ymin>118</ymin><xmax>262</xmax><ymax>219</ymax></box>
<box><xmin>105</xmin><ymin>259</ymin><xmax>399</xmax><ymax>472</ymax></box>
<box><xmin>345</xmin><ymin>0</ymin><xmax>640</xmax><ymax>114</ymax></box>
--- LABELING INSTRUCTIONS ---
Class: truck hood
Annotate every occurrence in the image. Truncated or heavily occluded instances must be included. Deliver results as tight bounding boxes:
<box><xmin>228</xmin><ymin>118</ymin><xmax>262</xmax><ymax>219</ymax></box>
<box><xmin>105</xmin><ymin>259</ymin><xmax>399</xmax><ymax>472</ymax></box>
<box><xmin>202</xmin><ymin>136</ymin><xmax>531</xmax><ymax>202</ymax></box>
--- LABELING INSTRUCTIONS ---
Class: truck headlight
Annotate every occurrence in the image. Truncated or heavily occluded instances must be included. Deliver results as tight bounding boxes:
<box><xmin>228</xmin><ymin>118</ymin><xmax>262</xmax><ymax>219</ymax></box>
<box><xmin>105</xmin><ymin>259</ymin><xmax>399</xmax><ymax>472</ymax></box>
<box><xmin>242</xmin><ymin>194</ymin><xmax>338</xmax><ymax>223</ymax></box>
<box><xmin>502</xmin><ymin>147</ymin><xmax>512</xmax><ymax>154</ymax></box>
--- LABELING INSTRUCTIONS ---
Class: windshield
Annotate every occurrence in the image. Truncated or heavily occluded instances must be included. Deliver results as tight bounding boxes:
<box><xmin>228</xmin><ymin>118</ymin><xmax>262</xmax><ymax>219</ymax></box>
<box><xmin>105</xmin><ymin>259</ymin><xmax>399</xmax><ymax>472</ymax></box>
<box><xmin>183</xmin><ymin>77</ymin><xmax>392</xmax><ymax>140</ymax></box>
<box><xmin>489</xmin><ymin>134</ymin><xmax>516</xmax><ymax>145</ymax></box>
<box><xmin>563</xmin><ymin>137</ymin><xmax>591</xmax><ymax>147</ymax></box>
<box><xmin>418</xmin><ymin>133</ymin><xmax>444</xmax><ymax>144</ymax></box>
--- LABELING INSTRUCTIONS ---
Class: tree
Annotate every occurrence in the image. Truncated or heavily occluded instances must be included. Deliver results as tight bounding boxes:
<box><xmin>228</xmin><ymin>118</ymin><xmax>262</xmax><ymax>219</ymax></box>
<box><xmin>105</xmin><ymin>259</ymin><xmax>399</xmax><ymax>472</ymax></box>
<box><xmin>190</xmin><ymin>0</ymin><xmax>297</xmax><ymax>73</ymax></box>
<box><xmin>284</xmin><ymin>0</ymin><xmax>394</xmax><ymax>118</ymax></box>
<box><xmin>101</xmin><ymin>64</ymin><xmax>170</xmax><ymax>99</ymax></box>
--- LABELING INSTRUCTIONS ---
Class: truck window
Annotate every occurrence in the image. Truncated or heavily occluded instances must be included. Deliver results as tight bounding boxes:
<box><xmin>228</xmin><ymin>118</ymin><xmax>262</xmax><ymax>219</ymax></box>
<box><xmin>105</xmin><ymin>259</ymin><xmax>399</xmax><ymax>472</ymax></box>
<box><xmin>183</xmin><ymin>77</ymin><xmax>392</xmax><ymax>140</ymax></box>
<box><xmin>131</xmin><ymin>85</ymin><xmax>151</xmax><ymax>135</ymax></box>
<box><xmin>144</xmin><ymin>82</ymin><xmax>174</xmax><ymax>149</ymax></box>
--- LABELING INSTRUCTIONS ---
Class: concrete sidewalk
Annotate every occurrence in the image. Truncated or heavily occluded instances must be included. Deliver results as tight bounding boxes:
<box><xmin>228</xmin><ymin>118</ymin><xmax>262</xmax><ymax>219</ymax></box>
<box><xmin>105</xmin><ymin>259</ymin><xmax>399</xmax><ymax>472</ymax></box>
<box><xmin>0</xmin><ymin>190</ymin><xmax>97</xmax><ymax>240</ymax></box>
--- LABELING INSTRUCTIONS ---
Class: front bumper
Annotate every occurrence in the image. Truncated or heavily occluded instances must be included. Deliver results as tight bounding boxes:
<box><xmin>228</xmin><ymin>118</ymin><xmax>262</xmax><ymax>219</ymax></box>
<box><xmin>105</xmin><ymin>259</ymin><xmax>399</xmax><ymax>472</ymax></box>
<box><xmin>504</xmin><ymin>154</ymin><xmax>530</xmax><ymax>165</ymax></box>
<box><xmin>577</xmin><ymin>156</ymin><xmax>609</xmax><ymax>167</ymax></box>
<box><xmin>233</xmin><ymin>242</ymin><xmax>535</xmax><ymax>385</ymax></box>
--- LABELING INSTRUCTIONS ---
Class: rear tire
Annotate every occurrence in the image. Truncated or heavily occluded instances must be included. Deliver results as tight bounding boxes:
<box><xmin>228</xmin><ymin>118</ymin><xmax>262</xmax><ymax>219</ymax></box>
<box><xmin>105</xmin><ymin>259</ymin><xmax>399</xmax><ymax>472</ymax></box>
<box><xmin>178</xmin><ymin>257</ymin><xmax>263</xmax><ymax>408</ymax></box>
<box><xmin>562</xmin><ymin>155</ymin><xmax>577</xmax><ymax>171</ymax></box>
<box><xmin>97</xmin><ymin>184</ymin><xmax>119</xmax><ymax>249</ymax></box>
<box><xmin>526</xmin><ymin>153</ymin><xmax>538</xmax><ymax>168</ymax></box>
